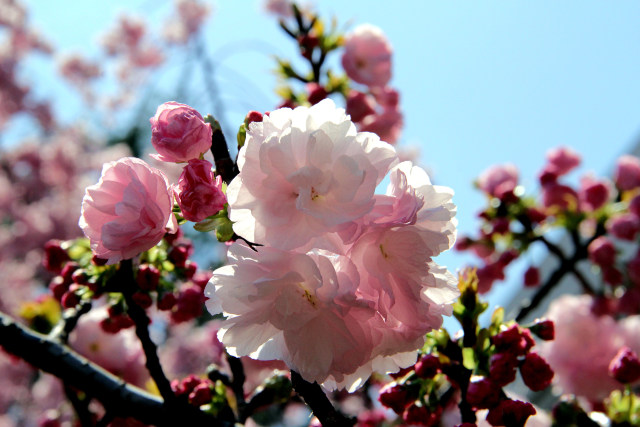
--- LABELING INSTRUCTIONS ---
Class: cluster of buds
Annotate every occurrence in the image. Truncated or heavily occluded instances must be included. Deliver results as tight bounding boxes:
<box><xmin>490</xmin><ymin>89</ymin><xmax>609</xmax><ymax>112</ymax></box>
<box><xmin>376</xmin><ymin>272</ymin><xmax>554</xmax><ymax>426</ymax></box>
<box><xmin>171</xmin><ymin>375</ymin><xmax>215</xmax><ymax>407</ymax></box>
<box><xmin>458</xmin><ymin>146</ymin><xmax>640</xmax><ymax>314</ymax></box>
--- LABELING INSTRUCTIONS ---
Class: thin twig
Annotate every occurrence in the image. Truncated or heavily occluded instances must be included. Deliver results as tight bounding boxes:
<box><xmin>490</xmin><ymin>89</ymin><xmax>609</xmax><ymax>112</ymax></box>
<box><xmin>226</xmin><ymin>352</ymin><xmax>247</xmax><ymax>422</ymax></box>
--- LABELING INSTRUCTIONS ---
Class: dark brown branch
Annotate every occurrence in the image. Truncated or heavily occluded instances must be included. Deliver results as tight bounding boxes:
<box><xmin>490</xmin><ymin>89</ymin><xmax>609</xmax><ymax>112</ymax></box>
<box><xmin>226</xmin><ymin>352</ymin><xmax>247</xmax><ymax>422</ymax></box>
<box><xmin>0</xmin><ymin>310</ymin><xmax>227</xmax><ymax>426</ymax></box>
<box><xmin>206</xmin><ymin>116</ymin><xmax>238</xmax><ymax>185</ymax></box>
<box><xmin>290</xmin><ymin>371</ymin><xmax>355</xmax><ymax>427</ymax></box>
<box><xmin>116</xmin><ymin>260</ymin><xmax>175</xmax><ymax>405</ymax></box>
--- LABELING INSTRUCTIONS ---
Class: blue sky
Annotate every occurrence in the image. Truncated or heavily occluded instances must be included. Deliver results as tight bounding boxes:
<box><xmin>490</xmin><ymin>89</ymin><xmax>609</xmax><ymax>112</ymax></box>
<box><xmin>20</xmin><ymin>1</ymin><xmax>640</xmax><ymax>294</ymax></box>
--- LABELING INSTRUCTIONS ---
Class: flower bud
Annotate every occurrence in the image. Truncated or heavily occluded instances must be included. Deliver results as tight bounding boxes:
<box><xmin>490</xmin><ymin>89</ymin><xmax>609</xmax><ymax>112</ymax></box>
<box><xmin>609</xmin><ymin>346</ymin><xmax>640</xmax><ymax>384</ymax></box>
<box><xmin>588</xmin><ymin>236</ymin><xmax>616</xmax><ymax>268</ymax></box>
<box><xmin>189</xmin><ymin>382</ymin><xmax>213</xmax><ymax>406</ymax></box>
<box><xmin>136</xmin><ymin>264</ymin><xmax>160</xmax><ymax>291</ymax></box>
<box><xmin>523</xmin><ymin>266</ymin><xmax>540</xmax><ymax>287</ymax></box>
<box><xmin>520</xmin><ymin>352</ymin><xmax>554</xmax><ymax>392</ymax></box>
<box><xmin>150</xmin><ymin>102</ymin><xmax>212</xmax><ymax>163</ymax></box>
<box><xmin>614</xmin><ymin>154</ymin><xmax>640</xmax><ymax>191</ymax></box>
<box><xmin>529</xmin><ymin>319</ymin><xmax>554</xmax><ymax>341</ymax></box>
<box><xmin>414</xmin><ymin>354</ymin><xmax>440</xmax><ymax>379</ymax></box>
<box><xmin>607</xmin><ymin>213</ymin><xmax>640</xmax><ymax>241</ymax></box>
<box><xmin>175</xmin><ymin>159</ymin><xmax>226</xmax><ymax>222</ymax></box>
<box><xmin>486</xmin><ymin>399</ymin><xmax>536</xmax><ymax>427</ymax></box>
<box><xmin>378</xmin><ymin>383</ymin><xmax>412</xmax><ymax>415</ymax></box>
<box><xmin>489</xmin><ymin>353</ymin><xmax>518</xmax><ymax>386</ymax></box>
<box><xmin>43</xmin><ymin>240</ymin><xmax>70</xmax><ymax>273</ymax></box>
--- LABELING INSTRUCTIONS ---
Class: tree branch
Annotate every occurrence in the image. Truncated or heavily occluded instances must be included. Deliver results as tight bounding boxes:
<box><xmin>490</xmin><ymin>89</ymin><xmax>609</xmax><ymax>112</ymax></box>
<box><xmin>290</xmin><ymin>371</ymin><xmax>355</xmax><ymax>427</ymax></box>
<box><xmin>0</xmin><ymin>310</ymin><xmax>228</xmax><ymax>426</ymax></box>
<box><xmin>116</xmin><ymin>260</ymin><xmax>175</xmax><ymax>405</ymax></box>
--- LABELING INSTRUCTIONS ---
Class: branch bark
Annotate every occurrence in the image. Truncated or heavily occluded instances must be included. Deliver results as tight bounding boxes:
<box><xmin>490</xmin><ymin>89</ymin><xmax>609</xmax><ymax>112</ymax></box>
<box><xmin>0</xmin><ymin>311</ymin><xmax>228</xmax><ymax>426</ymax></box>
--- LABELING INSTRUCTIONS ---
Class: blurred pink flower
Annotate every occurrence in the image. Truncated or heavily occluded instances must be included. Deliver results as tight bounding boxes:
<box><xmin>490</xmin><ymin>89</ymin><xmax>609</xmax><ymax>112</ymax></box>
<box><xmin>542</xmin><ymin>182</ymin><xmax>578</xmax><ymax>210</ymax></box>
<box><xmin>342</xmin><ymin>24</ymin><xmax>392</xmax><ymax>88</ymax></box>
<box><xmin>79</xmin><ymin>157</ymin><xmax>177</xmax><ymax>264</ymax></box>
<box><xmin>543</xmin><ymin>146</ymin><xmax>581</xmax><ymax>177</ymax></box>
<box><xmin>228</xmin><ymin>99</ymin><xmax>397</xmax><ymax>251</ymax></box>
<box><xmin>614</xmin><ymin>154</ymin><xmax>640</xmax><ymax>191</ymax></box>
<box><xmin>69</xmin><ymin>306</ymin><xmax>148</xmax><ymax>387</ymax></box>
<box><xmin>539</xmin><ymin>294</ymin><xmax>640</xmax><ymax>403</ymax></box>
<box><xmin>578</xmin><ymin>175</ymin><xmax>613</xmax><ymax>212</ymax></box>
<box><xmin>164</xmin><ymin>0</ymin><xmax>211</xmax><ymax>44</ymax></box>
<box><xmin>607</xmin><ymin>213</ymin><xmax>640</xmax><ymax>241</ymax></box>
<box><xmin>476</xmin><ymin>163</ymin><xmax>518</xmax><ymax>200</ymax></box>
<box><xmin>150</xmin><ymin>101</ymin><xmax>212</xmax><ymax>163</ymax></box>
<box><xmin>175</xmin><ymin>159</ymin><xmax>226</xmax><ymax>222</ymax></box>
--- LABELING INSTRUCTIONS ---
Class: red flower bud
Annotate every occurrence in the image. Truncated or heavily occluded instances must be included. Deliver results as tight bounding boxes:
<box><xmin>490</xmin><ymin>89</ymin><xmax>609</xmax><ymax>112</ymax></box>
<box><xmin>415</xmin><ymin>354</ymin><xmax>440</xmax><ymax>379</ymax></box>
<box><xmin>378</xmin><ymin>383</ymin><xmax>412</xmax><ymax>415</ymax></box>
<box><xmin>486</xmin><ymin>399</ymin><xmax>536</xmax><ymax>427</ymax></box>
<box><xmin>43</xmin><ymin>240</ymin><xmax>70</xmax><ymax>273</ymax></box>
<box><xmin>523</xmin><ymin>266</ymin><xmax>540</xmax><ymax>287</ymax></box>
<box><xmin>520</xmin><ymin>353</ymin><xmax>554</xmax><ymax>392</ymax></box>
<box><xmin>529</xmin><ymin>319</ymin><xmax>554</xmax><ymax>341</ymax></box>
<box><xmin>609</xmin><ymin>346</ymin><xmax>640</xmax><ymax>384</ymax></box>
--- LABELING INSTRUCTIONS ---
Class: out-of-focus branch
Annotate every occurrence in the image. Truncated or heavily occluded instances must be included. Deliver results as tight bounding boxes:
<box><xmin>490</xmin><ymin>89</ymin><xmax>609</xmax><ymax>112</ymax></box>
<box><xmin>0</xmin><ymin>310</ymin><xmax>227</xmax><ymax>426</ymax></box>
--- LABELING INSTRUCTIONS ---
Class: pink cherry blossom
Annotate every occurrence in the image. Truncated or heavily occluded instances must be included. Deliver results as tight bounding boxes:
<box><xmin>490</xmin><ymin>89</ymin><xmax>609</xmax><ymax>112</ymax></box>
<box><xmin>150</xmin><ymin>101</ymin><xmax>212</xmax><ymax>163</ymax></box>
<box><xmin>175</xmin><ymin>159</ymin><xmax>226</xmax><ymax>222</ymax></box>
<box><xmin>341</xmin><ymin>24</ymin><xmax>392</xmax><ymax>88</ymax></box>
<box><xmin>614</xmin><ymin>154</ymin><xmax>640</xmax><ymax>191</ymax></box>
<box><xmin>227</xmin><ymin>99</ymin><xmax>398</xmax><ymax>251</ymax></box>
<box><xmin>542</xmin><ymin>182</ymin><xmax>578</xmax><ymax>210</ymax></box>
<box><xmin>69</xmin><ymin>306</ymin><xmax>149</xmax><ymax>387</ymax></box>
<box><xmin>205</xmin><ymin>242</ymin><xmax>377</xmax><ymax>386</ymax></box>
<box><xmin>538</xmin><ymin>294</ymin><xmax>640</xmax><ymax>403</ymax></box>
<box><xmin>79</xmin><ymin>157</ymin><xmax>177</xmax><ymax>264</ymax></box>
<box><xmin>476</xmin><ymin>164</ymin><xmax>519</xmax><ymax>199</ymax></box>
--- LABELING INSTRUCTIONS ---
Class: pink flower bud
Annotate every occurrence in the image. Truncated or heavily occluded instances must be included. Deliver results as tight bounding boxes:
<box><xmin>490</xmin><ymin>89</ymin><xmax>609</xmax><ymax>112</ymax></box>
<box><xmin>61</xmin><ymin>291</ymin><xmax>80</xmax><ymax>309</ymax></box>
<box><xmin>157</xmin><ymin>293</ymin><xmax>177</xmax><ymax>311</ymax></box>
<box><xmin>486</xmin><ymin>399</ymin><xmax>536</xmax><ymax>427</ymax></box>
<box><xmin>607</xmin><ymin>213</ymin><xmax>640</xmax><ymax>241</ymax></box>
<box><xmin>529</xmin><ymin>319</ymin><xmax>554</xmax><ymax>341</ymax></box>
<box><xmin>341</xmin><ymin>24</ymin><xmax>392</xmax><ymax>87</ymax></box>
<box><xmin>492</xmin><ymin>325</ymin><xmax>534</xmax><ymax>356</ymax></box>
<box><xmin>609</xmin><ymin>346</ymin><xmax>640</xmax><ymax>384</ymax></box>
<box><xmin>306</xmin><ymin>83</ymin><xmax>328</xmax><ymax>105</ymax></box>
<box><xmin>346</xmin><ymin>90</ymin><xmax>376</xmax><ymax>123</ymax></box>
<box><xmin>614</xmin><ymin>154</ymin><xmax>640</xmax><ymax>191</ymax></box>
<box><xmin>578</xmin><ymin>175</ymin><xmax>612</xmax><ymax>212</ymax></box>
<box><xmin>588</xmin><ymin>236</ymin><xmax>616</xmax><ymax>268</ymax></box>
<box><xmin>79</xmin><ymin>157</ymin><xmax>177</xmax><ymax>265</ymax></box>
<box><xmin>489</xmin><ymin>353</ymin><xmax>518</xmax><ymax>386</ymax></box>
<box><xmin>244</xmin><ymin>110</ymin><xmax>263</xmax><ymax>126</ymax></box>
<box><xmin>189</xmin><ymin>382</ymin><xmax>213</xmax><ymax>406</ymax></box>
<box><xmin>49</xmin><ymin>276</ymin><xmax>68</xmax><ymax>301</ymax></box>
<box><xmin>542</xmin><ymin>183</ymin><xmax>578</xmax><ymax>210</ymax></box>
<box><xmin>175</xmin><ymin>159</ymin><xmax>226</xmax><ymax>222</ymax></box>
<box><xmin>476</xmin><ymin>164</ymin><xmax>519</xmax><ymax>200</ymax></box>
<box><xmin>43</xmin><ymin>240</ymin><xmax>70</xmax><ymax>273</ymax></box>
<box><xmin>414</xmin><ymin>354</ymin><xmax>440</xmax><ymax>379</ymax></box>
<box><xmin>169</xmin><ymin>244</ymin><xmax>192</xmax><ymax>268</ymax></box>
<box><xmin>136</xmin><ymin>264</ymin><xmax>160</xmax><ymax>291</ymax></box>
<box><xmin>523</xmin><ymin>266</ymin><xmax>540</xmax><ymax>287</ymax></box>
<box><xmin>170</xmin><ymin>284</ymin><xmax>204</xmax><ymax>323</ymax></box>
<box><xmin>520</xmin><ymin>352</ymin><xmax>554</xmax><ymax>391</ymax></box>
<box><xmin>378</xmin><ymin>383</ymin><xmax>412</xmax><ymax>415</ymax></box>
<box><xmin>132</xmin><ymin>292</ymin><xmax>152</xmax><ymax>309</ymax></box>
<box><xmin>544</xmin><ymin>146</ymin><xmax>581</xmax><ymax>177</ymax></box>
<box><xmin>466</xmin><ymin>378</ymin><xmax>501</xmax><ymax>410</ymax></box>
<box><xmin>629</xmin><ymin>251</ymin><xmax>640</xmax><ymax>286</ymax></box>
<box><xmin>150</xmin><ymin>101</ymin><xmax>212</xmax><ymax>163</ymax></box>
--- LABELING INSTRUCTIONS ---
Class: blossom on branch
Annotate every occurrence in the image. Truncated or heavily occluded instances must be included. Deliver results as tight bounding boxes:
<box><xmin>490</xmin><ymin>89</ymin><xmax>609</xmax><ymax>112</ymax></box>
<box><xmin>79</xmin><ymin>157</ymin><xmax>177</xmax><ymax>264</ymax></box>
<box><xmin>208</xmin><ymin>100</ymin><xmax>458</xmax><ymax>390</ymax></box>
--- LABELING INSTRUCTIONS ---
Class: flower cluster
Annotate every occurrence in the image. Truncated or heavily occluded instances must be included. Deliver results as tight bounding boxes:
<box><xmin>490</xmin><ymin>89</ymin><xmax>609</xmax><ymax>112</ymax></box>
<box><xmin>376</xmin><ymin>271</ymin><xmax>554</xmax><ymax>426</ymax></box>
<box><xmin>206</xmin><ymin>99</ymin><xmax>458</xmax><ymax>390</ymax></box>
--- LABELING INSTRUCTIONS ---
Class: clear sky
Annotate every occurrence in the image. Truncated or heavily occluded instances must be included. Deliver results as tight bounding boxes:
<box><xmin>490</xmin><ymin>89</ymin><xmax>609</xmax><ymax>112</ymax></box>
<box><xmin>20</xmin><ymin>1</ymin><xmax>640</xmax><ymax>295</ymax></box>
